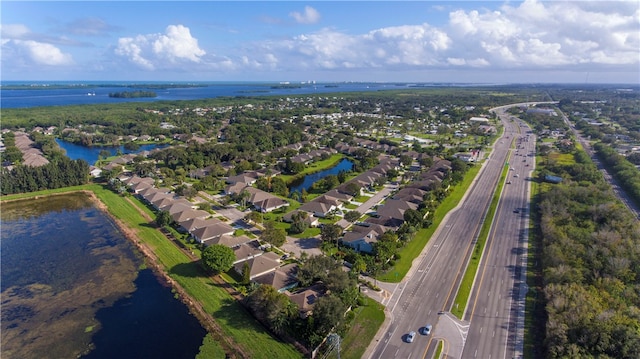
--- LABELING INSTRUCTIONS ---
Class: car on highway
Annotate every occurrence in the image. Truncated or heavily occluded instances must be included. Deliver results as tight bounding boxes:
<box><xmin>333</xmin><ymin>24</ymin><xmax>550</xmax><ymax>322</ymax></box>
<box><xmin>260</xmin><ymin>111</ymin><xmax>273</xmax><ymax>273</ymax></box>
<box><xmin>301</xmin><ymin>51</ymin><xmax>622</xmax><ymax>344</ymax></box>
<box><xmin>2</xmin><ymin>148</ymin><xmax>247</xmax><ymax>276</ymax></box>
<box><xmin>421</xmin><ymin>324</ymin><xmax>432</xmax><ymax>335</ymax></box>
<box><xmin>406</xmin><ymin>331</ymin><xmax>416</xmax><ymax>343</ymax></box>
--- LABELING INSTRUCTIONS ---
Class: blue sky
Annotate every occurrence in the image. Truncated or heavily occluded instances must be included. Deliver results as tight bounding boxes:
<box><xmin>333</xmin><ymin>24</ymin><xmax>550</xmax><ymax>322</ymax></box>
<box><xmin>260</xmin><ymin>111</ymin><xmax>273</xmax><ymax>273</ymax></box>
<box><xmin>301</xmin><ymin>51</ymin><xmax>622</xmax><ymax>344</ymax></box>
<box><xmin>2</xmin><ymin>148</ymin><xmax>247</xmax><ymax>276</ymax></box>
<box><xmin>2</xmin><ymin>1</ymin><xmax>639</xmax><ymax>83</ymax></box>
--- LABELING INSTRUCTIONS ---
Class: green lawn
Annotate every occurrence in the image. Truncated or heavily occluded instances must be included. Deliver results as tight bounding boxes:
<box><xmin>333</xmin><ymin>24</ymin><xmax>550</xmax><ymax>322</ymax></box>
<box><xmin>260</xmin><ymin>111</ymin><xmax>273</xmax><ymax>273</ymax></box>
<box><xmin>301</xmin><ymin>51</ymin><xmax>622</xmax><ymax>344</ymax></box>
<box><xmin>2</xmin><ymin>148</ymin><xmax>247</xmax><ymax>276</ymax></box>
<box><xmin>378</xmin><ymin>164</ymin><xmax>482</xmax><ymax>282</ymax></box>
<box><xmin>3</xmin><ymin>184</ymin><xmax>303</xmax><ymax>359</ymax></box>
<box><xmin>332</xmin><ymin>299</ymin><xmax>386</xmax><ymax>359</ymax></box>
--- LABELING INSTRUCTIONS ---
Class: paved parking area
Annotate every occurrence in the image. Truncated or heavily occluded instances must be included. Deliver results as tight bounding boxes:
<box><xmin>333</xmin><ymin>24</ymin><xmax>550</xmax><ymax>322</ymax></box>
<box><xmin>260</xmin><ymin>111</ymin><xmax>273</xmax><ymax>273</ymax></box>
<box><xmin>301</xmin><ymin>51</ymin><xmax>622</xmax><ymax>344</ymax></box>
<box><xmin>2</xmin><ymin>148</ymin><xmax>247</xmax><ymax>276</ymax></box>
<box><xmin>281</xmin><ymin>235</ymin><xmax>323</xmax><ymax>257</ymax></box>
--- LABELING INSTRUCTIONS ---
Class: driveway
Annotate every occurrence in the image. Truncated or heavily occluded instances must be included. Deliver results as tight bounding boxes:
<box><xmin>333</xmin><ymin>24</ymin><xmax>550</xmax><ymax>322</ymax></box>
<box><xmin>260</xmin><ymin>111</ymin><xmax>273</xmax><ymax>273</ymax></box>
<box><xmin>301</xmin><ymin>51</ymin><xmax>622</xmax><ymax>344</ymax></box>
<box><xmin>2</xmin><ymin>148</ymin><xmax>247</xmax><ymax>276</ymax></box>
<box><xmin>281</xmin><ymin>235</ymin><xmax>323</xmax><ymax>257</ymax></box>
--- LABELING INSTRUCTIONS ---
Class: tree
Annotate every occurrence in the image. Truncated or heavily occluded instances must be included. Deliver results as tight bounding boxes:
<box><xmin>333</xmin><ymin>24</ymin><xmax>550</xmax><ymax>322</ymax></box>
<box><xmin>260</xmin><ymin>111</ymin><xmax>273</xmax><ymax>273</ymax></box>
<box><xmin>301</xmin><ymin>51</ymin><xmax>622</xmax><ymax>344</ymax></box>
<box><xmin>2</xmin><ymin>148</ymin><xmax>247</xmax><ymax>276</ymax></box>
<box><xmin>321</xmin><ymin>223</ymin><xmax>343</xmax><ymax>246</ymax></box>
<box><xmin>344</xmin><ymin>210</ymin><xmax>361</xmax><ymax>222</ymax></box>
<box><xmin>403</xmin><ymin>208</ymin><xmax>423</xmax><ymax>227</ymax></box>
<box><xmin>297</xmin><ymin>255</ymin><xmax>340</xmax><ymax>286</ymax></box>
<box><xmin>289</xmin><ymin>211</ymin><xmax>309</xmax><ymax>235</ymax></box>
<box><xmin>242</xmin><ymin>261</ymin><xmax>251</xmax><ymax>285</ymax></box>
<box><xmin>344</xmin><ymin>182</ymin><xmax>361</xmax><ymax>196</ymax></box>
<box><xmin>313</xmin><ymin>295</ymin><xmax>346</xmax><ymax>335</ymax></box>
<box><xmin>261</xmin><ymin>221</ymin><xmax>286</xmax><ymax>247</ymax></box>
<box><xmin>399</xmin><ymin>154</ymin><xmax>413</xmax><ymax>167</ymax></box>
<box><xmin>201</xmin><ymin>244</ymin><xmax>235</xmax><ymax>274</ymax></box>
<box><xmin>99</xmin><ymin>149</ymin><xmax>111</xmax><ymax>160</ymax></box>
<box><xmin>155</xmin><ymin>210</ymin><xmax>172</xmax><ymax>227</ymax></box>
<box><xmin>244</xmin><ymin>211</ymin><xmax>263</xmax><ymax>224</ymax></box>
<box><xmin>324</xmin><ymin>175</ymin><xmax>340</xmax><ymax>190</ymax></box>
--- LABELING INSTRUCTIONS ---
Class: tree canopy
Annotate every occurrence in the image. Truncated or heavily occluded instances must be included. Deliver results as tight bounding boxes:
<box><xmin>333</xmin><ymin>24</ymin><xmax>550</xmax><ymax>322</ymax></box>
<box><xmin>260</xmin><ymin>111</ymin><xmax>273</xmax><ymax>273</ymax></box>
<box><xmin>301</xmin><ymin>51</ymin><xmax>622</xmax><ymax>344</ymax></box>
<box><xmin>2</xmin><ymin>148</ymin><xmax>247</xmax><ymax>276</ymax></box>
<box><xmin>201</xmin><ymin>244</ymin><xmax>235</xmax><ymax>274</ymax></box>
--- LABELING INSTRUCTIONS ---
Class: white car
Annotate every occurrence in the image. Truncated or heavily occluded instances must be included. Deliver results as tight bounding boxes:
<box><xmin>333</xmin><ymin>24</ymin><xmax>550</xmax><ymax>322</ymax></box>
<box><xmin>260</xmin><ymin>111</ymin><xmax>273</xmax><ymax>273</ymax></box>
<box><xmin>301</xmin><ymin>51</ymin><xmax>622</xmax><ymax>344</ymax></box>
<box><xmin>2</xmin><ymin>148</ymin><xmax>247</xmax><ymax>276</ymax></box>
<box><xmin>422</xmin><ymin>324</ymin><xmax>432</xmax><ymax>335</ymax></box>
<box><xmin>406</xmin><ymin>331</ymin><xmax>416</xmax><ymax>343</ymax></box>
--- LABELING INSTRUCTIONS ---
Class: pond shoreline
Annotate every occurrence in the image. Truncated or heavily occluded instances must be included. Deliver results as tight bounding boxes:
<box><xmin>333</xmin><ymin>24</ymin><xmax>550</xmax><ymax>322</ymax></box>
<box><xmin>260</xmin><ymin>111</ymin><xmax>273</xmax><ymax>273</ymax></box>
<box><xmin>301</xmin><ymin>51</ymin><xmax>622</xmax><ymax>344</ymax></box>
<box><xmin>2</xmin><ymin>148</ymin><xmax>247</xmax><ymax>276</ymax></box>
<box><xmin>82</xmin><ymin>190</ymin><xmax>249</xmax><ymax>358</ymax></box>
<box><xmin>3</xmin><ymin>188</ymin><xmax>247</xmax><ymax>358</ymax></box>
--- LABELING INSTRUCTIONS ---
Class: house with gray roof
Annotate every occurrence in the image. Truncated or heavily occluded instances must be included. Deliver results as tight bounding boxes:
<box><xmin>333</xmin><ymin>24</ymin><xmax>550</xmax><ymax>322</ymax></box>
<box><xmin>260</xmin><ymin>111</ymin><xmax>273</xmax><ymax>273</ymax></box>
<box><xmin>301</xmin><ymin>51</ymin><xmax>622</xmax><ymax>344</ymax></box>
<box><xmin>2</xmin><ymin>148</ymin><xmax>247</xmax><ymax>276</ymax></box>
<box><xmin>233</xmin><ymin>251</ymin><xmax>281</xmax><ymax>280</ymax></box>
<box><xmin>253</xmin><ymin>263</ymin><xmax>299</xmax><ymax>293</ymax></box>
<box><xmin>192</xmin><ymin>220</ymin><xmax>235</xmax><ymax>243</ymax></box>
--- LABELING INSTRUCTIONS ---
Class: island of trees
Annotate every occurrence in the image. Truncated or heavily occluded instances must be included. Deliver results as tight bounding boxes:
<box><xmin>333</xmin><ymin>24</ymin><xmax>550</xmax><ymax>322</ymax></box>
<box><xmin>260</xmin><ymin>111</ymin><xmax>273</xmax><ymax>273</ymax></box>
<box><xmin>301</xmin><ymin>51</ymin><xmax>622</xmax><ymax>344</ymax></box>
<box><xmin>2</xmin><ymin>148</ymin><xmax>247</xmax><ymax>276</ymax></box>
<box><xmin>108</xmin><ymin>90</ymin><xmax>157</xmax><ymax>98</ymax></box>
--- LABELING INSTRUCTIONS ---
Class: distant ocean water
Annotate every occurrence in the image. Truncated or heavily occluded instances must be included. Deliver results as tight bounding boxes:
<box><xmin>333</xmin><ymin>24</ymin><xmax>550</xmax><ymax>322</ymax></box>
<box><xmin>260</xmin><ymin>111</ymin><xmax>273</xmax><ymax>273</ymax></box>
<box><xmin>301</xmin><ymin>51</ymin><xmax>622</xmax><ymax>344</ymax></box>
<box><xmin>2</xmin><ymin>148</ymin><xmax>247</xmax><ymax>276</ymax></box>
<box><xmin>0</xmin><ymin>81</ymin><xmax>418</xmax><ymax>109</ymax></box>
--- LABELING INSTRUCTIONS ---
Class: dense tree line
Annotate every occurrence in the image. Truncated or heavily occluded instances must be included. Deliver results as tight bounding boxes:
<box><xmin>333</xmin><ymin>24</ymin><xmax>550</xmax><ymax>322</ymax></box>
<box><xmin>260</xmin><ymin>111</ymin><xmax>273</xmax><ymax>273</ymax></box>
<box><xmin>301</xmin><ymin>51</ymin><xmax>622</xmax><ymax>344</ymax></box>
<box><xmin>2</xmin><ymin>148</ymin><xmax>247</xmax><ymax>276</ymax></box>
<box><xmin>0</xmin><ymin>157</ymin><xmax>89</xmax><ymax>194</ymax></box>
<box><xmin>593</xmin><ymin>142</ymin><xmax>640</xmax><ymax>208</ymax></box>
<box><xmin>535</xmin><ymin>148</ymin><xmax>640</xmax><ymax>358</ymax></box>
<box><xmin>108</xmin><ymin>90</ymin><xmax>157</xmax><ymax>98</ymax></box>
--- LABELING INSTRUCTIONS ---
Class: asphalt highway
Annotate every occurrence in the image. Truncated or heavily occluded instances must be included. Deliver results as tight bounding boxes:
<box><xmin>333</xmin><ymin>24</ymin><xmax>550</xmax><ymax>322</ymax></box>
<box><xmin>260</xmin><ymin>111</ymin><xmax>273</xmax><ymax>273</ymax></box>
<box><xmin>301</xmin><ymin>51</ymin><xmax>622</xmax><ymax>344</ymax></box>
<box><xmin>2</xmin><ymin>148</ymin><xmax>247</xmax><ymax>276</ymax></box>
<box><xmin>461</xmin><ymin>111</ymin><xmax>535</xmax><ymax>359</ymax></box>
<box><xmin>367</xmin><ymin>102</ymin><xmax>548</xmax><ymax>359</ymax></box>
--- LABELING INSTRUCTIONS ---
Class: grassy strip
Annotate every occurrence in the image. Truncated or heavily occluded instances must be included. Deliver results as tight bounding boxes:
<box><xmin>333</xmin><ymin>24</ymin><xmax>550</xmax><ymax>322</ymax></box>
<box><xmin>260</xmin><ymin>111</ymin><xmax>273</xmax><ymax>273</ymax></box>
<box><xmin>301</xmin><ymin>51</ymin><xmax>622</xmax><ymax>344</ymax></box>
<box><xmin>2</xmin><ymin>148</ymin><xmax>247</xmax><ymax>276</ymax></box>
<box><xmin>451</xmin><ymin>163</ymin><xmax>508</xmax><ymax>319</ymax></box>
<box><xmin>335</xmin><ymin>299</ymin><xmax>386</xmax><ymax>359</ymax></box>
<box><xmin>3</xmin><ymin>184</ymin><xmax>302</xmax><ymax>359</ymax></box>
<box><xmin>434</xmin><ymin>339</ymin><xmax>444</xmax><ymax>359</ymax></box>
<box><xmin>378</xmin><ymin>164</ymin><xmax>482</xmax><ymax>282</ymax></box>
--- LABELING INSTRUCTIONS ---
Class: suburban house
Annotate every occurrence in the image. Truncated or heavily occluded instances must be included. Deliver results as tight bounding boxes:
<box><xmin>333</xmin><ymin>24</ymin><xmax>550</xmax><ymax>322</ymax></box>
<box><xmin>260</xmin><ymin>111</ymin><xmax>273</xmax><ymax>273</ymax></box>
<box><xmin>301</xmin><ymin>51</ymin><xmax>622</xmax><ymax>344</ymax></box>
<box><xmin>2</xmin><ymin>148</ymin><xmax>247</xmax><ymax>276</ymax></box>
<box><xmin>244</xmin><ymin>187</ymin><xmax>290</xmax><ymax>213</ymax></box>
<box><xmin>231</xmin><ymin>241</ymin><xmax>263</xmax><ymax>264</ymax></box>
<box><xmin>298</xmin><ymin>201</ymin><xmax>335</xmax><ymax>218</ymax></box>
<box><xmin>376</xmin><ymin>199</ymin><xmax>418</xmax><ymax>221</ymax></box>
<box><xmin>170</xmin><ymin>208</ymin><xmax>209</xmax><ymax>224</ymax></box>
<box><xmin>233</xmin><ymin>251</ymin><xmax>281</xmax><ymax>280</ymax></box>
<box><xmin>178</xmin><ymin>217</ymin><xmax>212</xmax><ymax>233</ymax></box>
<box><xmin>392</xmin><ymin>187</ymin><xmax>426</xmax><ymax>204</ymax></box>
<box><xmin>282</xmin><ymin>210</ymin><xmax>320</xmax><ymax>227</ymax></box>
<box><xmin>341</xmin><ymin>223</ymin><xmax>388</xmax><ymax>253</ymax></box>
<box><xmin>253</xmin><ymin>263</ymin><xmax>299</xmax><ymax>293</ymax></box>
<box><xmin>191</xmin><ymin>220</ymin><xmax>235</xmax><ymax>243</ymax></box>
<box><xmin>285</xmin><ymin>284</ymin><xmax>326</xmax><ymax>319</ymax></box>
<box><xmin>226</xmin><ymin>172</ymin><xmax>259</xmax><ymax>185</ymax></box>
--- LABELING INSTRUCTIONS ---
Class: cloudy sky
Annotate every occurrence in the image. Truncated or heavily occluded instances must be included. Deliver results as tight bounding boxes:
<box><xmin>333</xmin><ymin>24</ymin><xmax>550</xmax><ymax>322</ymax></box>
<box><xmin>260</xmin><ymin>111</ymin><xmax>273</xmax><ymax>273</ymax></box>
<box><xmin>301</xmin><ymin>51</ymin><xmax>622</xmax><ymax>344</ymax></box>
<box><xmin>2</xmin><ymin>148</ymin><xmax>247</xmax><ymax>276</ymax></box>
<box><xmin>2</xmin><ymin>1</ymin><xmax>639</xmax><ymax>83</ymax></box>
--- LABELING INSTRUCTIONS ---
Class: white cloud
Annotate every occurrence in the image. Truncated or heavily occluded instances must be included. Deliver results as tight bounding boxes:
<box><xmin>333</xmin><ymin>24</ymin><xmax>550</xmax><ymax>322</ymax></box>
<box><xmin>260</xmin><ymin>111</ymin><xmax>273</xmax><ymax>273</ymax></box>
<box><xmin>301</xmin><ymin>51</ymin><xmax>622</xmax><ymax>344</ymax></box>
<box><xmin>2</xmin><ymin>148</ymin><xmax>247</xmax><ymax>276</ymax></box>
<box><xmin>115</xmin><ymin>25</ymin><xmax>205</xmax><ymax>70</ymax></box>
<box><xmin>290</xmin><ymin>6</ymin><xmax>321</xmax><ymax>24</ymax></box>
<box><xmin>17</xmin><ymin>40</ymin><xmax>74</xmax><ymax>66</ymax></box>
<box><xmin>1</xmin><ymin>24</ymin><xmax>31</xmax><ymax>39</ymax></box>
<box><xmin>1</xmin><ymin>24</ymin><xmax>74</xmax><ymax>67</ymax></box>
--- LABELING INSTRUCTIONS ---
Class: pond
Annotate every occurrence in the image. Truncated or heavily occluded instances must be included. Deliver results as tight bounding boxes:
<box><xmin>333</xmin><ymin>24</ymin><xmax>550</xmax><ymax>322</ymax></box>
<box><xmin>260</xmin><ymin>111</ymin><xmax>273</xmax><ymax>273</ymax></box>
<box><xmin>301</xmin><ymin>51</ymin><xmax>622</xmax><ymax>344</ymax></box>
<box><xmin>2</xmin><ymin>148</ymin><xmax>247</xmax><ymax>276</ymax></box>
<box><xmin>288</xmin><ymin>158</ymin><xmax>354</xmax><ymax>194</ymax></box>
<box><xmin>55</xmin><ymin>139</ymin><xmax>169</xmax><ymax>165</ymax></box>
<box><xmin>0</xmin><ymin>193</ymin><xmax>207</xmax><ymax>359</ymax></box>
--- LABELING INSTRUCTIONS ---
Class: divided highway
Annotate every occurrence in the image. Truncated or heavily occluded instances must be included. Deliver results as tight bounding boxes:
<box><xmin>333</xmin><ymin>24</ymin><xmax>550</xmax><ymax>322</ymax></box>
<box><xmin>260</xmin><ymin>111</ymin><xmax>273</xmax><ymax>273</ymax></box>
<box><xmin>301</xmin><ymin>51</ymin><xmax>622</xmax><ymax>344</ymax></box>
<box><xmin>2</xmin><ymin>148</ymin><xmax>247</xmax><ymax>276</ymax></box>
<box><xmin>367</xmin><ymin>103</ymin><xmax>547</xmax><ymax>359</ymax></box>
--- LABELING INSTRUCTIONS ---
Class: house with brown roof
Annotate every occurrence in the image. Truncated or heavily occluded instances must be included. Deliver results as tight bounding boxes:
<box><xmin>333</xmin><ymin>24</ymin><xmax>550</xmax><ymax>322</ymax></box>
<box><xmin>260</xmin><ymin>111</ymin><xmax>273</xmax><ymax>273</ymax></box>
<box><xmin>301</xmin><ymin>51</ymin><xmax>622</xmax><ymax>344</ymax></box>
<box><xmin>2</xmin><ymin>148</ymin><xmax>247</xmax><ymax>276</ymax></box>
<box><xmin>285</xmin><ymin>284</ymin><xmax>326</xmax><ymax>318</ymax></box>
